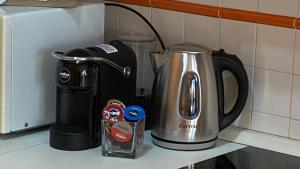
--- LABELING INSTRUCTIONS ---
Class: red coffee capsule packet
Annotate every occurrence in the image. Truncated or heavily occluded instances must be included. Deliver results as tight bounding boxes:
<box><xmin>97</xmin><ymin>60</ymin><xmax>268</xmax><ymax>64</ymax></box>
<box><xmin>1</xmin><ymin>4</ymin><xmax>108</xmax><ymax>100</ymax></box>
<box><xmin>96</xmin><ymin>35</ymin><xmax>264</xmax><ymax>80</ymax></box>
<box><xmin>102</xmin><ymin>104</ymin><xmax>124</xmax><ymax>124</ymax></box>
<box><xmin>111</xmin><ymin>121</ymin><xmax>133</xmax><ymax>142</ymax></box>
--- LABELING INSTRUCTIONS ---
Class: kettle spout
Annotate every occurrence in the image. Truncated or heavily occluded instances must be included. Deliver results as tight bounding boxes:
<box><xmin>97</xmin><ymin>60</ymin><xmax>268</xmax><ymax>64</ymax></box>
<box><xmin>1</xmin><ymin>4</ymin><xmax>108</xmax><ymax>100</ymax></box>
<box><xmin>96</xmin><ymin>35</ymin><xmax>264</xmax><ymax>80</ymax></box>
<box><xmin>150</xmin><ymin>51</ymin><xmax>167</xmax><ymax>73</ymax></box>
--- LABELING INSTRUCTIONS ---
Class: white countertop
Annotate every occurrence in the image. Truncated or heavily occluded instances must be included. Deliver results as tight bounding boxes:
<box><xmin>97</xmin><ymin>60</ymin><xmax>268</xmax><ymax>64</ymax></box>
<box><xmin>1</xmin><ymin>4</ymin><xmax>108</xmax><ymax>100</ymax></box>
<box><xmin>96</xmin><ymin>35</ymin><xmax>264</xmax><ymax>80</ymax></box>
<box><xmin>0</xmin><ymin>129</ymin><xmax>245</xmax><ymax>169</ymax></box>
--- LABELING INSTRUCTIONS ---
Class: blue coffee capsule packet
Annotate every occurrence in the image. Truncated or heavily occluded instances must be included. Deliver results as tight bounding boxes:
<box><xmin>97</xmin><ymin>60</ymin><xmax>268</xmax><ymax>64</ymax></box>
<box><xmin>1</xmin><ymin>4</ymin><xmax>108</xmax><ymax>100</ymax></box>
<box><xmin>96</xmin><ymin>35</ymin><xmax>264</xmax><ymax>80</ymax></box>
<box><xmin>124</xmin><ymin>105</ymin><xmax>145</xmax><ymax>122</ymax></box>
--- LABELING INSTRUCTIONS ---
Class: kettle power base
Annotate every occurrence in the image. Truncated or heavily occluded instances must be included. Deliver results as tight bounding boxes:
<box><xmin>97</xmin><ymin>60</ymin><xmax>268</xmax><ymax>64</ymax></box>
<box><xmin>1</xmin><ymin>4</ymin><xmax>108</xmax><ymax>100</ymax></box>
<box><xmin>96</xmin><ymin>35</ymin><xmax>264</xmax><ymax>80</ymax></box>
<box><xmin>151</xmin><ymin>135</ymin><xmax>217</xmax><ymax>151</ymax></box>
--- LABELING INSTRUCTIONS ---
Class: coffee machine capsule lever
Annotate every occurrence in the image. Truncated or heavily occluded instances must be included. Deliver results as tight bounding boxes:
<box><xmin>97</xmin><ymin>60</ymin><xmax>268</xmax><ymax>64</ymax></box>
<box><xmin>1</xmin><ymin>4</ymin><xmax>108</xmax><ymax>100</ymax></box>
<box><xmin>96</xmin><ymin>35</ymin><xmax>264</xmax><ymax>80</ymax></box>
<box><xmin>52</xmin><ymin>51</ymin><xmax>131</xmax><ymax>78</ymax></box>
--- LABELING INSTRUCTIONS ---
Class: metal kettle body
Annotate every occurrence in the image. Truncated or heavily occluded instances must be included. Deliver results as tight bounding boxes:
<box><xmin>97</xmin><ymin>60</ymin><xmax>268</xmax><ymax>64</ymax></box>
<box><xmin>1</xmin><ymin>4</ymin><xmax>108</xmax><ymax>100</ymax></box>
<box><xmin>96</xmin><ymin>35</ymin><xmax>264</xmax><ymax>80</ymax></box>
<box><xmin>150</xmin><ymin>43</ymin><xmax>249</xmax><ymax>150</ymax></box>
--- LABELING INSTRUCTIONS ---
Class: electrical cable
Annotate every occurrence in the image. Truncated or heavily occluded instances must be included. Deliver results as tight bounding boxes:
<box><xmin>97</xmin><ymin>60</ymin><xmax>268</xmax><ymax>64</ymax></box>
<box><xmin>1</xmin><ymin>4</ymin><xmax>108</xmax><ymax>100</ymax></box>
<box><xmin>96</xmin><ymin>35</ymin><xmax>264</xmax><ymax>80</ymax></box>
<box><xmin>105</xmin><ymin>3</ymin><xmax>166</xmax><ymax>50</ymax></box>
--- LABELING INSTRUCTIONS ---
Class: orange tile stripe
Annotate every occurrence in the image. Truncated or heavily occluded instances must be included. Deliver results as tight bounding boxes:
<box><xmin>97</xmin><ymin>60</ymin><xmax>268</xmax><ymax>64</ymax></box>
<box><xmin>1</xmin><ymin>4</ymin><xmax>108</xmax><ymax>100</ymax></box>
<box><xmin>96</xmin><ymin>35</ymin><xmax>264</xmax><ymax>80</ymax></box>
<box><xmin>110</xmin><ymin>0</ymin><xmax>299</xmax><ymax>29</ymax></box>
<box><xmin>220</xmin><ymin>8</ymin><xmax>295</xmax><ymax>29</ymax></box>
<box><xmin>295</xmin><ymin>19</ymin><xmax>300</xmax><ymax>29</ymax></box>
<box><xmin>151</xmin><ymin>0</ymin><xmax>219</xmax><ymax>17</ymax></box>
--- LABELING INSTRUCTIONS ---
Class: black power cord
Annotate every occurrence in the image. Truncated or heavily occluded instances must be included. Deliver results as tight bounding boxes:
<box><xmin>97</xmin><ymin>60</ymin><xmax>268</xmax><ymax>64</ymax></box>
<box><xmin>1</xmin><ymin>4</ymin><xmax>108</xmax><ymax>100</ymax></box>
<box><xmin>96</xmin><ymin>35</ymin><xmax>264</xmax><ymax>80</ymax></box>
<box><xmin>105</xmin><ymin>3</ymin><xmax>166</xmax><ymax>50</ymax></box>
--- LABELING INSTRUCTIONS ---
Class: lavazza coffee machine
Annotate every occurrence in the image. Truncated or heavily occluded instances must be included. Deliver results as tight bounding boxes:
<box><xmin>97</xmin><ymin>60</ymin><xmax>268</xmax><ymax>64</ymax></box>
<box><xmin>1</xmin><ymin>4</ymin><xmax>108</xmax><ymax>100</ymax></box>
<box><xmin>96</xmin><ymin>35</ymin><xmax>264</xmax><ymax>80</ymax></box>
<box><xmin>50</xmin><ymin>41</ymin><xmax>137</xmax><ymax>151</ymax></box>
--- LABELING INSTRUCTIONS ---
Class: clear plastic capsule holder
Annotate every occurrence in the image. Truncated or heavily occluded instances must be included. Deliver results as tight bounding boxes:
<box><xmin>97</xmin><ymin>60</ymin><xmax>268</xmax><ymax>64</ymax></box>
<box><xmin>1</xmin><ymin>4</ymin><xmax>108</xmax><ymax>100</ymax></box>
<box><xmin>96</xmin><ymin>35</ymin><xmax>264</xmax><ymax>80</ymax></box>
<box><xmin>101</xmin><ymin>119</ymin><xmax>145</xmax><ymax>159</ymax></box>
<box><xmin>52</xmin><ymin>51</ymin><xmax>145</xmax><ymax>159</ymax></box>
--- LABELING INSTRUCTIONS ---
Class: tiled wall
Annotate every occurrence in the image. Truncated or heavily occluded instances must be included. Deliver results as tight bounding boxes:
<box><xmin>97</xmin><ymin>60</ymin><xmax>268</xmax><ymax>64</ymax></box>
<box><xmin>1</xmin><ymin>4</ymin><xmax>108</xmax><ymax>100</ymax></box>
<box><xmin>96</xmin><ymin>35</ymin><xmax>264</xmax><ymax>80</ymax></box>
<box><xmin>104</xmin><ymin>0</ymin><xmax>300</xmax><ymax>141</ymax></box>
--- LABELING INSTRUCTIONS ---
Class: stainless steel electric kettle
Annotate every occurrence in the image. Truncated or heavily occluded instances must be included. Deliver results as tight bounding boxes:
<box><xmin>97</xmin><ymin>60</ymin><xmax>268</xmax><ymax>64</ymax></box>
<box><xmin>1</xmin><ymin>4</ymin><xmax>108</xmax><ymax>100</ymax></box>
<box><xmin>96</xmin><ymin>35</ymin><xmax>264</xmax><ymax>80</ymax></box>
<box><xmin>150</xmin><ymin>43</ymin><xmax>248</xmax><ymax>150</ymax></box>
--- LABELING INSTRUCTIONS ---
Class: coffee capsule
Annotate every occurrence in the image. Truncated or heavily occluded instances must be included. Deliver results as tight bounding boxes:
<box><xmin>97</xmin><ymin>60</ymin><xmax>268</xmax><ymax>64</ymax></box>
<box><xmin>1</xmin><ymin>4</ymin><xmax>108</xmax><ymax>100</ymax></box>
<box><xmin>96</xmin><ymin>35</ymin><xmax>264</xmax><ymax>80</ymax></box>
<box><xmin>102</xmin><ymin>104</ymin><xmax>124</xmax><ymax>124</ymax></box>
<box><xmin>111</xmin><ymin>121</ymin><xmax>133</xmax><ymax>142</ymax></box>
<box><xmin>124</xmin><ymin>105</ymin><xmax>145</xmax><ymax>122</ymax></box>
<box><xmin>106</xmin><ymin>99</ymin><xmax>126</xmax><ymax>110</ymax></box>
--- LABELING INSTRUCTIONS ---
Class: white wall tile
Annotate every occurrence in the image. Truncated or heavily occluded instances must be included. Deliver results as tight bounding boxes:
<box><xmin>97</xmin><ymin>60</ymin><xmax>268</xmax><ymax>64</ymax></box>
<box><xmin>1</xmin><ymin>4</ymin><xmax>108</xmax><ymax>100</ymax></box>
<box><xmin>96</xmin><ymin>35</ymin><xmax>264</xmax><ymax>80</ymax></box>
<box><xmin>179</xmin><ymin>0</ymin><xmax>220</xmax><ymax>6</ymax></box>
<box><xmin>104</xmin><ymin>6</ymin><xmax>119</xmax><ymax>42</ymax></box>
<box><xmin>259</xmin><ymin>0</ymin><xmax>298</xmax><ymax>17</ymax></box>
<box><xmin>119</xmin><ymin>5</ymin><xmax>152</xmax><ymax>36</ymax></box>
<box><xmin>298</xmin><ymin>1</ymin><xmax>300</xmax><ymax>17</ymax></box>
<box><xmin>291</xmin><ymin>75</ymin><xmax>300</xmax><ymax>120</ymax></box>
<box><xmin>184</xmin><ymin>14</ymin><xmax>220</xmax><ymax>50</ymax></box>
<box><xmin>294</xmin><ymin>31</ymin><xmax>300</xmax><ymax>75</ymax></box>
<box><xmin>289</xmin><ymin>120</ymin><xmax>300</xmax><ymax>140</ymax></box>
<box><xmin>253</xmin><ymin>68</ymin><xmax>292</xmax><ymax>117</ymax></box>
<box><xmin>221</xmin><ymin>0</ymin><xmax>258</xmax><ymax>11</ymax></box>
<box><xmin>152</xmin><ymin>8</ymin><xmax>185</xmax><ymax>49</ymax></box>
<box><xmin>251</xmin><ymin>111</ymin><xmax>289</xmax><ymax>137</ymax></box>
<box><xmin>256</xmin><ymin>25</ymin><xmax>295</xmax><ymax>73</ymax></box>
<box><xmin>220</xmin><ymin>19</ymin><xmax>256</xmax><ymax>66</ymax></box>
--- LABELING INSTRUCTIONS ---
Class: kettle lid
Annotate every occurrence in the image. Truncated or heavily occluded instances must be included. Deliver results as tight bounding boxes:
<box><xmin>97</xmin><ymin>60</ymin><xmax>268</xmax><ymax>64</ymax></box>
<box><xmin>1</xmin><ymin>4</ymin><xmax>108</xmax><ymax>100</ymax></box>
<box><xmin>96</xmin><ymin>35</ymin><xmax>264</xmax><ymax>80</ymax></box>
<box><xmin>167</xmin><ymin>42</ymin><xmax>210</xmax><ymax>54</ymax></box>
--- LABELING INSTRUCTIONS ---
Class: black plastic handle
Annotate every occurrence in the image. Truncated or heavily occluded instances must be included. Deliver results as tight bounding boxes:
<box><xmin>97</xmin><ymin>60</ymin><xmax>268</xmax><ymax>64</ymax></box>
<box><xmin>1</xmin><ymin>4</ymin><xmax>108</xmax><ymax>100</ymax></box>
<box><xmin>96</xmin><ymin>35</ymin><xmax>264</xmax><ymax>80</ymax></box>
<box><xmin>213</xmin><ymin>49</ymin><xmax>249</xmax><ymax>131</ymax></box>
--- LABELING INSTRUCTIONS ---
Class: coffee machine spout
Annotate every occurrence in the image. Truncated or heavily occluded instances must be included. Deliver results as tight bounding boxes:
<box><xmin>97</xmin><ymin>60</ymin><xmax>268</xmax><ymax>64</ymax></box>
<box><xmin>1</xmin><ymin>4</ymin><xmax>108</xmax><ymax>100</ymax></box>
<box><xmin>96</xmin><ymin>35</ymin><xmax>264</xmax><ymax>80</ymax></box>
<box><xmin>52</xmin><ymin>51</ymin><xmax>131</xmax><ymax>78</ymax></box>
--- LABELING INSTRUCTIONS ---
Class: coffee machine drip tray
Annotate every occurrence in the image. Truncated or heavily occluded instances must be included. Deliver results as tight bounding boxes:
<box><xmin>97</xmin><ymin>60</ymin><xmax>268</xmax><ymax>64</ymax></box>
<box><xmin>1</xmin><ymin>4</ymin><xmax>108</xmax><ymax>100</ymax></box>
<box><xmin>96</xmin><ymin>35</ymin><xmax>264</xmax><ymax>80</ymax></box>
<box><xmin>50</xmin><ymin>124</ymin><xmax>99</xmax><ymax>151</ymax></box>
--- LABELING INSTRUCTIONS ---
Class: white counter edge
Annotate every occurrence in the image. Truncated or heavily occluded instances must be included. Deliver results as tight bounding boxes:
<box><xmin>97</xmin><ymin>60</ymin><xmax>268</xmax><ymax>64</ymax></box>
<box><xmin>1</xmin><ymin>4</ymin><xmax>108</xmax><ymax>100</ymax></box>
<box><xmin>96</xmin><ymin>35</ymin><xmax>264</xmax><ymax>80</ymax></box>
<box><xmin>219</xmin><ymin>126</ymin><xmax>300</xmax><ymax>157</ymax></box>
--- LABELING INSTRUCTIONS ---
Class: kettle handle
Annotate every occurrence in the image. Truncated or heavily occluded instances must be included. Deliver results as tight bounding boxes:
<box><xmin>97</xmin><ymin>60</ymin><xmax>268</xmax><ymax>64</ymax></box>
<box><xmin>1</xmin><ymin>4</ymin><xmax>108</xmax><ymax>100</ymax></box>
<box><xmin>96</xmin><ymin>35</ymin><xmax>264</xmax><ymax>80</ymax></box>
<box><xmin>213</xmin><ymin>49</ymin><xmax>249</xmax><ymax>131</ymax></box>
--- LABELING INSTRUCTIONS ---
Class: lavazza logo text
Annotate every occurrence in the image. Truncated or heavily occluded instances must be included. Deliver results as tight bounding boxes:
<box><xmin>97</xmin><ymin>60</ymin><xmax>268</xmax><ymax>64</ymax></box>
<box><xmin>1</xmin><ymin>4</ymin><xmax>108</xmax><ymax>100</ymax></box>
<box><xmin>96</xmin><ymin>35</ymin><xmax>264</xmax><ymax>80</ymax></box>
<box><xmin>59</xmin><ymin>68</ymin><xmax>71</xmax><ymax>82</ymax></box>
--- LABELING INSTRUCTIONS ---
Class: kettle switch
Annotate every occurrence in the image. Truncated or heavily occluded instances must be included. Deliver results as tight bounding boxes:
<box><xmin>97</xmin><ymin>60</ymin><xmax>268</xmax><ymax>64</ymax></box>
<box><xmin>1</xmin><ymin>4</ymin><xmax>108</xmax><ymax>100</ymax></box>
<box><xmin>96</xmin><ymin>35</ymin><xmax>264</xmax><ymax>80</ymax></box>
<box><xmin>179</xmin><ymin>72</ymin><xmax>201</xmax><ymax>119</ymax></box>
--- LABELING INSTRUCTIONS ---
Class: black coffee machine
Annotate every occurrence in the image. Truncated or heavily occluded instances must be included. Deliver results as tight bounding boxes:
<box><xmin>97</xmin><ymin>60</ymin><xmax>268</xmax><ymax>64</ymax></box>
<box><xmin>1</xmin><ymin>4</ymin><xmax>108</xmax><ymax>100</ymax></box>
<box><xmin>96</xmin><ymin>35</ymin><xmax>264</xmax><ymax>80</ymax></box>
<box><xmin>50</xmin><ymin>41</ymin><xmax>136</xmax><ymax>151</ymax></box>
